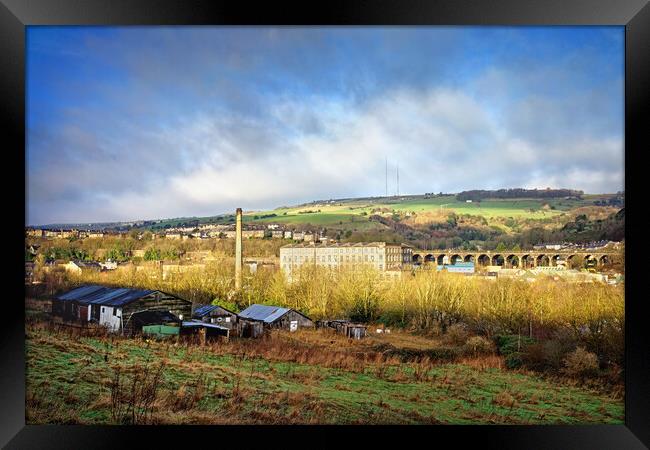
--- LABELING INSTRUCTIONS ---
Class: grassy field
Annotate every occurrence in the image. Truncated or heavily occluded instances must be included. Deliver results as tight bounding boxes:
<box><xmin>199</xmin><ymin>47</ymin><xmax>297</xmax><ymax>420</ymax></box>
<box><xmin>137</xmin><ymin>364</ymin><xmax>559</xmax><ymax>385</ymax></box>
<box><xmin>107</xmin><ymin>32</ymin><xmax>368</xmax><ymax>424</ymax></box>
<box><xmin>26</xmin><ymin>320</ymin><xmax>623</xmax><ymax>425</ymax></box>
<box><xmin>243</xmin><ymin>195</ymin><xmax>610</xmax><ymax>230</ymax></box>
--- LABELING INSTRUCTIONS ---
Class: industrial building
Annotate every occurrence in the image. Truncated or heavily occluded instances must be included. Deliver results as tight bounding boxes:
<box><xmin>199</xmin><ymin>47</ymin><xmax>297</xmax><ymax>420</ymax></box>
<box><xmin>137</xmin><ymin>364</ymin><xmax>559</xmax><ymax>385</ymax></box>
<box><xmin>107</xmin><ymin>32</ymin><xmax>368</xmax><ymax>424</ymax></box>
<box><xmin>436</xmin><ymin>262</ymin><xmax>475</xmax><ymax>274</ymax></box>
<box><xmin>279</xmin><ymin>241</ymin><xmax>413</xmax><ymax>277</ymax></box>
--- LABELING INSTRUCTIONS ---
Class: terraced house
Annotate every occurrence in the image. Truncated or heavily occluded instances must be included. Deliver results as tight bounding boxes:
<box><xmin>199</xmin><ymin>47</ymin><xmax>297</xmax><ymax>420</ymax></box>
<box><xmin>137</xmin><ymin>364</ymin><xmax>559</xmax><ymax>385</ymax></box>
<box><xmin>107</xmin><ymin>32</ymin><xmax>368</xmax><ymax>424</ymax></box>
<box><xmin>280</xmin><ymin>242</ymin><xmax>413</xmax><ymax>278</ymax></box>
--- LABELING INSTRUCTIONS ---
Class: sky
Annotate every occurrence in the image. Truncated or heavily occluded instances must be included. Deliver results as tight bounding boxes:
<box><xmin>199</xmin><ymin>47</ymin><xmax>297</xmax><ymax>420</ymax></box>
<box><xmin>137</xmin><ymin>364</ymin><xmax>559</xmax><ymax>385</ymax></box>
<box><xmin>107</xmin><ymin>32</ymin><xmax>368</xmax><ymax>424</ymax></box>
<box><xmin>26</xmin><ymin>26</ymin><xmax>624</xmax><ymax>225</ymax></box>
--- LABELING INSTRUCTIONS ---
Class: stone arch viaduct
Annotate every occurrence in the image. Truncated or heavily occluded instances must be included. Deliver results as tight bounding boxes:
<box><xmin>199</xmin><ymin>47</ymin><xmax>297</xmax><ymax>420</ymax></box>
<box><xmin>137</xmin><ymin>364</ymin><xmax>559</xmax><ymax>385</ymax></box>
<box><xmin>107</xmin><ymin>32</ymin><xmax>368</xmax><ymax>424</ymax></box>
<box><xmin>410</xmin><ymin>250</ymin><xmax>619</xmax><ymax>269</ymax></box>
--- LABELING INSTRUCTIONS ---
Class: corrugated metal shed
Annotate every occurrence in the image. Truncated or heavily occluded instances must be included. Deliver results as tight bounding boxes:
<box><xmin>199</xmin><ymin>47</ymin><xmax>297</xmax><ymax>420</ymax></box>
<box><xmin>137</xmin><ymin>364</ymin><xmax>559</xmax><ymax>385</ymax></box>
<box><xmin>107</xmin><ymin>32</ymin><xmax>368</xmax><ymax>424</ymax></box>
<box><xmin>193</xmin><ymin>303</ymin><xmax>237</xmax><ymax>318</ymax></box>
<box><xmin>193</xmin><ymin>304</ymin><xmax>218</xmax><ymax>317</ymax></box>
<box><xmin>56</xmin><ymin>285</ymin><xmax>156</xmax><ymax>307</ymax></box>
<box><xmin>238</xmin><ymin>304</ymin><xmax>291</xmax><ymax>323</ymax></box>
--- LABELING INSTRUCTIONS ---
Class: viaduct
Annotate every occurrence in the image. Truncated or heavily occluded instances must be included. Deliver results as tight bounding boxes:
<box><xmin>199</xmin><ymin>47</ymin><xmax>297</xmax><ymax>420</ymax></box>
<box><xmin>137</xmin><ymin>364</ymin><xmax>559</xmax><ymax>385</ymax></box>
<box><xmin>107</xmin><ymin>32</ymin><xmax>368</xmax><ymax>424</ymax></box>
<box><xmin>410</xmin><ymin>250</ymin><xmax>620</xmax><ymax>269</ymax></box>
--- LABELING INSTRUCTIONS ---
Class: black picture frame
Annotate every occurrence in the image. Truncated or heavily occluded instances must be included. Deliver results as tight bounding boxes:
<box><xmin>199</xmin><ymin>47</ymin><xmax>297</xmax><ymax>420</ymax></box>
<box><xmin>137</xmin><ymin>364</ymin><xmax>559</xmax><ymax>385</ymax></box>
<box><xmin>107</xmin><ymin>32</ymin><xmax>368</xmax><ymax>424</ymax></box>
<box><xmin>3</xmin><ymin>0</ymin><xmax>648</xmax><ymax>448</ymax></box>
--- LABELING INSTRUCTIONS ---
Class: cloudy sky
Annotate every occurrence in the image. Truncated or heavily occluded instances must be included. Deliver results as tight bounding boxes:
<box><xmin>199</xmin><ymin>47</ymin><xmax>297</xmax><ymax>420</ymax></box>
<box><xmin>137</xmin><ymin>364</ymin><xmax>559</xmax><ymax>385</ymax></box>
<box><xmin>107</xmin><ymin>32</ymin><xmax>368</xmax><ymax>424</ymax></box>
<box><xmin>26</xmin><ymin>26</ymin><xmax>624</xmax><ymax>225</ymax></box>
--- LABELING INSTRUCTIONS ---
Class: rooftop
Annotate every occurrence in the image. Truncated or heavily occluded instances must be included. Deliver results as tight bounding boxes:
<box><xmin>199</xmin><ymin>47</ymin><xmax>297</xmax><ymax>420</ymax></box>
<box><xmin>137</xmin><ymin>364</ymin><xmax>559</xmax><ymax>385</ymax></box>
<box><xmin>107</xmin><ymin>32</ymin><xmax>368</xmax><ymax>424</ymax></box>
<box><xmin>193</xmin><ymin>304</ymin><xmax>236</xmax><ymax>317</ymax></box>
<box><xmin>56</xmin><ymin>284</ymin><xmax>160</xmax><ymax>307</ymax></box>
<box><xmin>238</xmin><ymin>304</ymin><xmax>292</xmax><ymax>323</ymax></box>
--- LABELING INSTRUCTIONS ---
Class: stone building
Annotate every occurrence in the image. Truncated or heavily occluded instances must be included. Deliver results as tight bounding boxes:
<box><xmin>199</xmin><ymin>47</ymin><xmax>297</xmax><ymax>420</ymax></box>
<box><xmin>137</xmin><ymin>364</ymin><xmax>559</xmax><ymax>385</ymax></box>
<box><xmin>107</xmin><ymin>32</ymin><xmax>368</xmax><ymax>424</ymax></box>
<box><xmin>279</xmin><ymin>241</ymin><xmax>413</xmax><ymax>278</ymax></box>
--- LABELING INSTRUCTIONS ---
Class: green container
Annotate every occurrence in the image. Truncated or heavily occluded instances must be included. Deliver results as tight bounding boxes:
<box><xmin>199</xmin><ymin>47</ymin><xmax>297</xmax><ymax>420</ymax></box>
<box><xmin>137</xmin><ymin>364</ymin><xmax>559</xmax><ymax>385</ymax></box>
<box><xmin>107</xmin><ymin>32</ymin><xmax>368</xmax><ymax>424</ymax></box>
<box><xmin>142</xmin><ymin>324</ymin><xmax>180</xmax><ymax>337</ymax></box>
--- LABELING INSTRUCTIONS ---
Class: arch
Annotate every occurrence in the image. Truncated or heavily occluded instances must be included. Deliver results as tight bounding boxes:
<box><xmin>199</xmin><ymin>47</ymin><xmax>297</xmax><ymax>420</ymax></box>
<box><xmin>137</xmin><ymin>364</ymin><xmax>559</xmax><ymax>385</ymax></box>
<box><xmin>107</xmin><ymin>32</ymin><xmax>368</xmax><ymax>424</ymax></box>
<box><xmin>536</xmin><ymin>254</ymin><xmax>550</xmax><ymax>267</ymax></box>
<box><xmin>566</xmin><ymin>254</ymin><xmax>580</xmax><ymax>269</ymax></box>
<box><xmin>599</xmin><ymin>255</ymin><xmax>610</xmax><ymax>266</ymax></box>
<box><xmin>437</xmin><ymin>254</ymin><xmax>446</xmax><ymax>265</ymax></box>
<box><xmin>412</xmin><ymin>254</ymin><xmax>422</xmax><ymax>264</ymax></box>
<box><xmin>450</xmin><ymin>254</ymin><xmax>462</xmax><ymax>265</ymax></box>
<box><xmin>550</xmin><ymin>254</ymin><xmax>562</xmax><ymax>267</ymax></box>
<box><xmin>491</xmin><ymin>254</ymin><xmax>504</xmax><ymax>266</ymax></box>
<box><xmin>521</xmin><ymin>254</ymin><xmax>534</xmax><ymax>268</ymax></box>
<box><xmin>424</xmin><ymin>254</ymin><xmax>435</xmax><ymax>264</ymax></box>
<box><xmin>463</xmin><ymin>254</ymin><xmax>475</xmax><ymax>263</ymax></box>
<box><xmin>506</xmin><ymin>254</ymin><xmax>519</xmax><ymax>268</ymax></box>
<box><xmin>477</xmin><ymin>254</ymin><xmax>491</xmax><ymax>266</ymax></box>
<box><xmin>584</xmin><ymin>254</ymin><xmax>597</xmax><ymax>267</ymax></box>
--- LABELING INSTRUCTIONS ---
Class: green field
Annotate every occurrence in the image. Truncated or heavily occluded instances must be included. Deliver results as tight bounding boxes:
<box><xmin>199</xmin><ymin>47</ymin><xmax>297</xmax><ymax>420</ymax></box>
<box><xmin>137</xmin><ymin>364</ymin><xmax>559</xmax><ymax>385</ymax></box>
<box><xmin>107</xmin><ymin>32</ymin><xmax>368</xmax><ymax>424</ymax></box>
<box><xmin>129</xmin><ymin>193</ymin><xmax>617</xmax><ymax>232</ymax></box>
<box><xmin>243</xmin><ymin>195</ymin><xmax>595</xmax><ymax>230</ymax></box>
<box><xmin>26</xmin><ymin>325</ymin><xmax>623</xmax><ymax>425</ymax></box>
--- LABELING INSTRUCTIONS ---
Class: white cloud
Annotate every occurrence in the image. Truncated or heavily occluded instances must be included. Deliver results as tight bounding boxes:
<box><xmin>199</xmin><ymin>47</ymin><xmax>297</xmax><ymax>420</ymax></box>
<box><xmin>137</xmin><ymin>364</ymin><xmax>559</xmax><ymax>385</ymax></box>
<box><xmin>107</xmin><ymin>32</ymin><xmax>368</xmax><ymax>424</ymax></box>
<box><xmin>41</xmin><ymin>86</ymin><xmax>621</xmax><ymax>224</ymax></box>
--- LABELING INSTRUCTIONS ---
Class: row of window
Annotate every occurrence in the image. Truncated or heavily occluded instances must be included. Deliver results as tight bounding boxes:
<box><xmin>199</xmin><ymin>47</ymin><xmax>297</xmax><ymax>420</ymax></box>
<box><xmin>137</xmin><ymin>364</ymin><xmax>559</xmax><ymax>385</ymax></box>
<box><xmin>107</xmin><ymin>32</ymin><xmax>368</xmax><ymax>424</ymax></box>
<box><xmin>283</xmin><ymin>263</ymin><xmax>385</xmax><ymax>271</ymax></box>
<box><xmin>283</xmin><ymin>254</ymin><xmax>386</xmax><ymax>263</ymax></box>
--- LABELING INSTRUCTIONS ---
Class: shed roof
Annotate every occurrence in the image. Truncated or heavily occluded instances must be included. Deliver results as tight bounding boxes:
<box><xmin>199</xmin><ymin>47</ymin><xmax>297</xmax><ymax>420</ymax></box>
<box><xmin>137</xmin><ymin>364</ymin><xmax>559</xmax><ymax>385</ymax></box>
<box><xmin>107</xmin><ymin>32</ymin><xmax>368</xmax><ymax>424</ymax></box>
<box><xmin>238</xmin><ymin>304</ymin><xmax>311</xmax><ymax>323</ymax></box>
<box><xmin>193</xmin><ymin>304</ymin><xmax>236</xmax><ymax>318</ymax></box>
<box><xmin>71</xmin><ymin>260</ymin><xmax>102</xmax><ymax>268</ymax></box>
<box><xmin>56</xmin><ymin>285</ymin><xmax>158</xmax><ymax>307</ymax></box>
<box><xmin>181</xmin><ymin>321</ymin><xmax>229</xmax><ymax>331</ymax></box>
<box><xmin>238</xmin><ymin>304</ymin><xmax>291</xmax><ymax>323</ymax></box>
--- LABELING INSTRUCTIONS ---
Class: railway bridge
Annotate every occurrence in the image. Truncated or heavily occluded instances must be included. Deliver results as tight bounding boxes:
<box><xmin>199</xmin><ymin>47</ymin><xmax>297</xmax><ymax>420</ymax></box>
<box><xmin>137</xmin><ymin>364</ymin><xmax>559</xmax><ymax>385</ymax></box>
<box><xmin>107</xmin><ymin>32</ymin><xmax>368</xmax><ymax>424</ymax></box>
<box><xmin>410</xmin><ymin>249</ymin><xmax>619</xmax><ymax>268</ymax></box>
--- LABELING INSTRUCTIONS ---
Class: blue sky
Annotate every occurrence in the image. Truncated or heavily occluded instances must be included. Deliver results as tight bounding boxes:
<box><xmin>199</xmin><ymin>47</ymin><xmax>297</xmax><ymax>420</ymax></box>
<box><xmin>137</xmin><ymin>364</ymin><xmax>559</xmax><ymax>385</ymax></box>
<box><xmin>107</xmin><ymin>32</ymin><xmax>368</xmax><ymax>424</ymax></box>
<box><xmin>26</xmin><ymin>26</ymin><xmax>624</xmax><ymax>225</ymax></box>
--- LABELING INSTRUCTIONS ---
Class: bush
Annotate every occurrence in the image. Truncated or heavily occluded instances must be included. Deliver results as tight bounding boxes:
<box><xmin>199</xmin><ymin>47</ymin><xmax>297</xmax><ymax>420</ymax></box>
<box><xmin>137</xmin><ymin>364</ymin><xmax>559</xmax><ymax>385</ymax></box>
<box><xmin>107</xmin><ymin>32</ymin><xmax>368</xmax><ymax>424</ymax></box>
<box><xmin>495</xmin><ymin>334</ymin><xmax>536</xmax><ymax>357</ymax></box>
<box><xmin>463</xmin><ymin>336</ymin><xmax>495</xmax><ymax>356</ymax></box>
<box><xmin>444</xmin><ymin>323</ymin><xmax>469</xmax><ymax>346</ymax></box>
<box><xmin>520</xmin><ymin>329</ymin><xmax>578</xmax><ymax>373</ymax></box>
<box><xmin>563</xmin><ymin>347</ymin><xmax>599</xmax><ymax>379</ymax></box>
<box><xmin>505</xmin><ymin>352</ymin><xmax>524</xmax><ymax>369</ymax></box>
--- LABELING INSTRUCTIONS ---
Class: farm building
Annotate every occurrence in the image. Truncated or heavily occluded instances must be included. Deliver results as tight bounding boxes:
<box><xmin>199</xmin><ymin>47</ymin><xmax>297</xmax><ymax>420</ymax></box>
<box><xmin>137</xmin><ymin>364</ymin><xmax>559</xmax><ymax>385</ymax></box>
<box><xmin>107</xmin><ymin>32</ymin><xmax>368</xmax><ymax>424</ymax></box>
<box><xmin>317</xmin><ymin>320</ymin><xmax>367</xmax><ymax>339</ymax></box>
<box><xmin>192</xmin><ymin>304</ymin><xmax>238</xmax><ymax>329</ymax></box>
<box><xmin>52</xmin><ymin>285</ymin><xmax>192</xmax><ymax>334</ymax></box>
<box><xmin>237</xmin><ymin>304</ymin><xmax>314</xmax><ymax>337</ymax></box>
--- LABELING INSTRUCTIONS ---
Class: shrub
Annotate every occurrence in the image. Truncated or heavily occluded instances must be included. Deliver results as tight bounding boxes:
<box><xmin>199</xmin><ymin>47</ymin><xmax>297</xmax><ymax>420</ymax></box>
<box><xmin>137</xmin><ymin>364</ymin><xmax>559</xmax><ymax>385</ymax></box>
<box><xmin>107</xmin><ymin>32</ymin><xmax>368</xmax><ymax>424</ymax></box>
<box><xmin>563</xmin><ymin>347</ymin><xmax>599</xmax><ymax>379</ymax></box>
<box><xmin>505</xmin><ymin>352</ymin><xmax>524</xmax><ymax>369</ymax></box>
<box><xmin>463</xmin><ymin>336</ymin><xmax>495</xmax><ymax>356</ymax></box>
<box><xmin>495</xmin><ymin>334</ymin><xmax>535</xmax><ymax>357</ymax></box>
<box><xmin>444</xmin><ymin>323</ymin><xmax>469</xmax><ymax>346</ymax></box>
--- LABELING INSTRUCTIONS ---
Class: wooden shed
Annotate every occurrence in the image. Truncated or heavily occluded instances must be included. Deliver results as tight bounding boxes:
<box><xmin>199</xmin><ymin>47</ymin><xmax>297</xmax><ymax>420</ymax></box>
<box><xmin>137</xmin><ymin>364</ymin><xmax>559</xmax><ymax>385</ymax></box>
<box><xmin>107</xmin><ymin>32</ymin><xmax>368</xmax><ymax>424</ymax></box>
<box><xmin>192</xmin><ymin>304</ymin><xmax>238</xmax><ymax>330</ymax></box>
<box><xmin>317</xmin><ymin>319</ymin><xmax>368</xmax><ymax>340</ymax></box>
<box><xmin>180</xmin><ymin>321</ymin><xmax>230</xmax><ymax>342</ymax></box>
<box><xmin>52</xmin><ymin>285</ymin><xmax>192</xmax><ymax>334</ymax></box>
<box><xmin>237</xmin><ymin>304</ymin><xmax>314</xmax><ymax>336</ymax></box>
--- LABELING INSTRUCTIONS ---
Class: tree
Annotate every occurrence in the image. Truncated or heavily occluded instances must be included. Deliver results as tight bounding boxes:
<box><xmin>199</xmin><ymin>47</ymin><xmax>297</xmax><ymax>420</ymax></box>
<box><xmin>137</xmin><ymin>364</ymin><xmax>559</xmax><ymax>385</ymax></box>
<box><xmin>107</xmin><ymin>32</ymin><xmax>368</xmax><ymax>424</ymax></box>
<box><xmin>496</xmin><ymin>242</ymin><xmax>507</xmax><ymax>252</ymax></box>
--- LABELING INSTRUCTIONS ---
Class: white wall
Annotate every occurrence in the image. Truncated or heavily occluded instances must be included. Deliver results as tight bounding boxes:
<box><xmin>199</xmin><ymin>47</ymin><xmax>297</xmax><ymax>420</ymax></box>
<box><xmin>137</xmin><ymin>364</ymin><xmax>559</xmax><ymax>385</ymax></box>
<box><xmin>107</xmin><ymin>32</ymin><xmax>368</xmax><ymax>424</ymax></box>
<box><xmin>99</xmin><ymin>306</ymin><xmax>122</xmax><ymax>331</ymax></box>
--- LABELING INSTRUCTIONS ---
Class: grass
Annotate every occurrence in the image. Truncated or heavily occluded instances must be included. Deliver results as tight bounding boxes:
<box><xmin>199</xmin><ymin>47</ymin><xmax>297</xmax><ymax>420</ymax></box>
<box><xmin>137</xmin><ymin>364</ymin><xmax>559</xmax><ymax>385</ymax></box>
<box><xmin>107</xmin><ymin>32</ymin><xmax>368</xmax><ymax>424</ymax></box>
<box><xmin>242</xmin><ymin>195</ymin><xmax>602</xmax><ymax>229</ymax></box>
<box><xmin>26</xmin><ymin>322</ymin><xmax>623</xmax><ymax>425</ymax></box>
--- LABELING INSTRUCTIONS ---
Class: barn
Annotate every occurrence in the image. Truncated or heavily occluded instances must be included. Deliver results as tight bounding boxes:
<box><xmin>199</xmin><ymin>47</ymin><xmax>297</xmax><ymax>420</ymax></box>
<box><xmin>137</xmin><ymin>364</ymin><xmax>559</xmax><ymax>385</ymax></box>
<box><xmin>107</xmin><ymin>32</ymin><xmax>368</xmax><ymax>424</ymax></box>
<box><xmin>52</xmin><ymin>285</ymin><xmax>192</xmax><ymax>334</ymax></box>
<box><xmin>192</xmin><ymin>304</ymin><xmax>238</xmax><ymax>330</ymax></box>
<box><xmin>237</xmin><ymin>304</ymin><xmax>314</xmax><ymax>337</ymax></box>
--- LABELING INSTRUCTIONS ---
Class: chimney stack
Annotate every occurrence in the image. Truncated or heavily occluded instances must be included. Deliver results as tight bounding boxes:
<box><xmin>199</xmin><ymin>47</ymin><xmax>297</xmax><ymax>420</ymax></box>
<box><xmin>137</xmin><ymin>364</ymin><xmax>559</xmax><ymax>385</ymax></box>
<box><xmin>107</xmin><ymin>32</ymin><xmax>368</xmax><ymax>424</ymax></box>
<box><xmin>235</xmin><ymin>208</ymin><xmax>243</xmax><ymax>290</ymax></box>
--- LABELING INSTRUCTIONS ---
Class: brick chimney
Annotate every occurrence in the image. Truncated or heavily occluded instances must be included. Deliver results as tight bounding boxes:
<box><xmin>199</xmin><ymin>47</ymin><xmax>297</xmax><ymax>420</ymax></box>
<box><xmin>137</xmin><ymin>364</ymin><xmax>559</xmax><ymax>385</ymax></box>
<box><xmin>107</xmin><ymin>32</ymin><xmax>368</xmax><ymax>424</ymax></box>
<box><xmin>235</xmin><ymin>208</ymin><xmax>243</xmax><ymax>290</ymax></box>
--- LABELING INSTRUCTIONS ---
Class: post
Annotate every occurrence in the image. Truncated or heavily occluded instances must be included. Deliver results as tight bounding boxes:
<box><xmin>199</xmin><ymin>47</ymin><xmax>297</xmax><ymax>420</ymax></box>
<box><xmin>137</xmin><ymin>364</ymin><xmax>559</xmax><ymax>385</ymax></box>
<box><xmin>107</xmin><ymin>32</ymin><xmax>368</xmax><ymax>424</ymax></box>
<box><xmin>235</xmin><ymin>208</ymin><xmax>243</xmax><ymax>291</ymax></box>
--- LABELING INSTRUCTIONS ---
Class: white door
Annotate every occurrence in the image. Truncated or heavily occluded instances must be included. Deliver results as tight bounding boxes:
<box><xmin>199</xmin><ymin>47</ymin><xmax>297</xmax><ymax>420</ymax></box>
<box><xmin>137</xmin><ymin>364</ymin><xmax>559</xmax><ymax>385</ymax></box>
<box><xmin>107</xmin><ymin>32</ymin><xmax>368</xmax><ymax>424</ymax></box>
<box><xmin>290</xmin><ymin>320</ymin><xmax>298</xmax><ymax>332</ymax></box>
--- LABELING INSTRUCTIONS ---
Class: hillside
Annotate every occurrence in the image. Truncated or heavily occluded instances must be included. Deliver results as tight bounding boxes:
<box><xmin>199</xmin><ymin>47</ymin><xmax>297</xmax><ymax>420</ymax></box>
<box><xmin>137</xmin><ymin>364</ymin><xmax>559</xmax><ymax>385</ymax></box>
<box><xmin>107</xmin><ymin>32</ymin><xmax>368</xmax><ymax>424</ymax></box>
<box><xmin>242</xmin><ymin>193</ymin><xmax>623</xmax><ymax>250</ymax></box>
<box><xmin>33</xmin><ymin>191</ymin><xmax>624</xmax><ymax>251</ymax></box>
